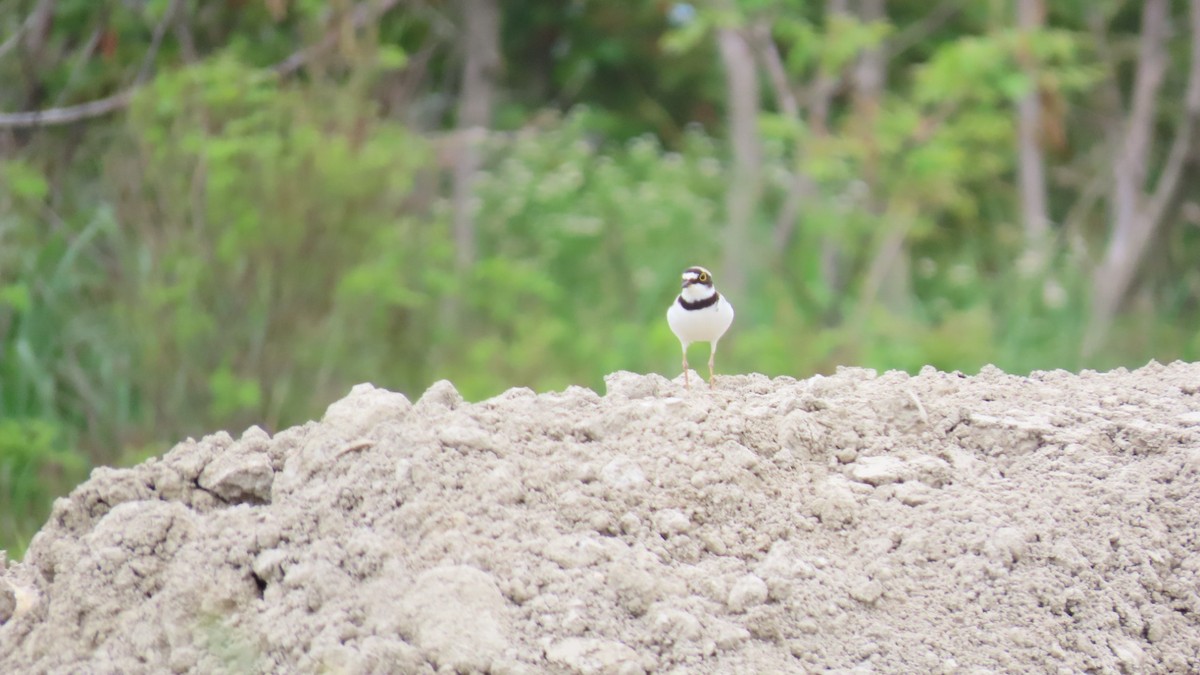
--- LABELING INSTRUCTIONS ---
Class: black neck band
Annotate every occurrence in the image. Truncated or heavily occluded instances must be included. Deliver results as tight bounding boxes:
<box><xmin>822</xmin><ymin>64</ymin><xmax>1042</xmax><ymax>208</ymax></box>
<box><xmin>678</xmin><ymin>292</ymin><xmax>719</xmax><ymax>310</ymax></box>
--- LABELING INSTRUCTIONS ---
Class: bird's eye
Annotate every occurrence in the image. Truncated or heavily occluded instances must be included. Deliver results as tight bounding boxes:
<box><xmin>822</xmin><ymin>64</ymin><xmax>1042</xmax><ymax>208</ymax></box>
<box><xmin>699</xmin><ymin>272</ymin><xmax>709</xmax><ymax>282</ymax></box>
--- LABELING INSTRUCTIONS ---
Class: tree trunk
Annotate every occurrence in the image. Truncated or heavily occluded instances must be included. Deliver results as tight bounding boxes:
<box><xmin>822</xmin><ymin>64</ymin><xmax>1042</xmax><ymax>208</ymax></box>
<box><xmin>716</xmin><ymin>26</ymin><xmax>761</xmax><ymax>302</ymax></box>
<box><xmin>851</xmin><ymin>0</ymin><xmax>887</xmax><ymax>204</ymax></box>
<box><xmin>814</xmin><ymin>0</ymin><xmax>856</xmax><ymax>300</ymax></box>
<box><xmin>452</xmin><ymin>0</ymin><xmax>500</xmax><ymax>275</ymax></box>
<box><xmin>1015</xmin><ymin>0</ymin><xmax>1050</xmax><ymax>263</ymax></box>
<box><xmin>854</xmin><ymin>0</ymin><xmax>911</xmax><ymax>313</ymax></box>
<box><xmin>852</xmin><ymin>0</ymin><xmax>886</xmax><ymax>122</ymax></box>
<box><xmin>1086</xmin><ymin>0</ymin><xmax>1200</xmax><ymax>355</ymax></box>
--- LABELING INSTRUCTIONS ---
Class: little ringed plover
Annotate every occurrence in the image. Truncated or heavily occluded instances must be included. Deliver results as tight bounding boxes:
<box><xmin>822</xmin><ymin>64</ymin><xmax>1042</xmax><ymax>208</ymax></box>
<box><xmin>667</xmin><ymin>265</ymin><xmax>735</xmax><ymax>389</ymax></box>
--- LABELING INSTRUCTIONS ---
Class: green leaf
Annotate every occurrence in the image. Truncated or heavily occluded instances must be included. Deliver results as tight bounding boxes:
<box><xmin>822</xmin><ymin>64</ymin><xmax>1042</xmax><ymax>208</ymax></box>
<box><xmin>1</xmin><ymin>161</ymin><xmax>49</xmax><ymax>202</ymax></box>
<box><xmin>209</xmin><ymin>367</ymin><xmax>262</xmax><ymax>419</ymax></box>
<box><xmin>377</xmin><ymin>45</ymin><xmax>409</xmax><ymax>70</ymax></box>
<box><xmin>661</xmin><ymin>13</ymin><xmax>712</xmax><ymax>54</ymax></box>
<box><xmin>999</xmin><ymin>72</ymin><xmax>1032</xmax><ymax>100</ymax></box>
<box><xmin>758</xmin><ymin>112</ymin><xmax>806</xmax><ymax>142</ymax></box>
<box><xmin>0</xmin><ymin>283</ymin><xmax>31</xmax><ymax>313</ymax></box>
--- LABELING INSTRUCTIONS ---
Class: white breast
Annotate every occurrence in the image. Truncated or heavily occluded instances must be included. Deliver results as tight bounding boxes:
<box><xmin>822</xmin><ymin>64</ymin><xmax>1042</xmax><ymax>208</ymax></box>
<box><xmin>667</xmin><ymin>295</ymin><xmax>735</xmax><ymax>345</ymax></box>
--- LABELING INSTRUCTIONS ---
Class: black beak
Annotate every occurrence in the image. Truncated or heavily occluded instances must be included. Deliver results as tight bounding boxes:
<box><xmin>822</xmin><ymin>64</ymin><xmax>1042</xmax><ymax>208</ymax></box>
<box><xmin>681</xmin><ymin>279</ymin><xmax>690</xmax><ymax>288</ymax></box>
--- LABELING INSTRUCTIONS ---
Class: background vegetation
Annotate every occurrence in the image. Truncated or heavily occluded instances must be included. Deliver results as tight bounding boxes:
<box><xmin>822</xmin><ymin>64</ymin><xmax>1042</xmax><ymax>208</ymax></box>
<box><xmin>2</xmin><ymin>0</ymin><xmax>1200</xmax><ymax>556</ymax></box>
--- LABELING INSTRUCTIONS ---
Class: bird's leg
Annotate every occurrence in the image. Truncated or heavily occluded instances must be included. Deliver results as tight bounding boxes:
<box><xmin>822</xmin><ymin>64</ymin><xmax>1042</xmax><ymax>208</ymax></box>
<box><xmin>681</xmin><ymin>344</ymin><xmax>691</xmax><ymax>389</ymax></box>
<box><xmin>708</xmin><ymin>342</ymin><xmax>718</xmax><ymax>390</ymax></box>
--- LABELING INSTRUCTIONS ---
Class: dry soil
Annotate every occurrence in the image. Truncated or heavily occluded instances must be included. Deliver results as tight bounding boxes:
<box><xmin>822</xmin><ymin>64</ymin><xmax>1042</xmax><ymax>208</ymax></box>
<box><xmin>2</xmin><ymin>363</ymin><xmax>1200</xmax><ymax>673</ymax></box>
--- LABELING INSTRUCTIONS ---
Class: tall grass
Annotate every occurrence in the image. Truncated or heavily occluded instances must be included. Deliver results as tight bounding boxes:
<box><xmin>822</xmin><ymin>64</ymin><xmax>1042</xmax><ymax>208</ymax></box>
<box><xmin>0</xmin><ymin>168</ymin><xmax>117</xmax><ymax>554</ymax></box>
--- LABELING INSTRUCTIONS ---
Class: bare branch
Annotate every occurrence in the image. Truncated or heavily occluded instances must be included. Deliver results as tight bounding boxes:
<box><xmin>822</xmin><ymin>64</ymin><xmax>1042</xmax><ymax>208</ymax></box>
<box><xmin>809</xmin><ymin>0</ymin><xmax>849</xmax><ymax>135</ymax></box>
<box><xmin>0</xmin><ymin>0</ymin><xmax>56</xmax><ymax>61</ymax></box>
<box><xmin>52</xmin><ymin>27</ymin><xmax>104</xmax><ymax>107</ymax></box>
<box><xmin>749</xmin><ymin>20</ymin><xmax>817</xmax><ymax>253</ymax></box>
<box><xmin>897</xmin><ymin>100</ymin><xmax>958</xmax><ymax>153</ymax></box>
<box><xmin>381</xmin><ymin>41</ymin><xmax>436</xmax><ymax>118</ymax></box>
<box><xmin>1086</xmin><ymin>0</ymin><xmax>1175</xmax><ymax>353</ymax></box>
<box><xmin>0</xmin><ymin>0</ymin><xmax>405</xmax><ymax>129</ymax></box>
<box><xmin>274</xmin><ymin>0</ymin><xmax>403</xmax><ymax>77</ymax></box>
<box><xmin>1059</xmin><ymin>148</ymin><xmax>1112</xmax><ymax>257</ymax></box>
<box><xmin>750</xmin><ymin>22</ymin><xmax>798</xmax><ymax>119</ymax></box>
<box><xmin>1143</xmin><ymin>0</ymin><xmax>1200</xmax><ymax>231</ymax></box>
<box><xmin>885</xmin><ymin>0</ymin><xmax>961</xmax><ymax>60</ymax></box>
<box><xmin>0</xmin><ymin>90</ymin><xmax>135</xmax><ymax>127</ymax></box>
<box><xmin>174</xmin><ymin>7</ymin><xmax>199</xmax><ymax>64</ymax></box>
<box><xmin>1114</xmin><ymin>0</ymin><xmax>1169</xmax><ymax>219</ymax></box>
<box><xmin>136</xmin><ymin>0</ymin><xmax>187</xmax><ymax>85</ymax></box>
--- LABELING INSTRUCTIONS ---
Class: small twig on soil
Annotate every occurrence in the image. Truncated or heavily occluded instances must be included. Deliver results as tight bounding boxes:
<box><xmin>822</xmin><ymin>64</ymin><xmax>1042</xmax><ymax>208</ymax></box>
<box><xmin>907</xmin><ymin>388</ymin><xmax>930</xmax><ymax>427</ymax></box>
<box><xmin>336</xmin><ymin>440</ymin><xmax>375</xmax><ymax>458</ymax></box>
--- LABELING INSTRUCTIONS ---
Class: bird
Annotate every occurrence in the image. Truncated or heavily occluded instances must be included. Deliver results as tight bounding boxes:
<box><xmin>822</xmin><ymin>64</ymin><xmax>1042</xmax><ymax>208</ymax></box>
<box><xmin>667</xmin><ymin>265</ymin><xmax>735</xmax><ymax>390</ymax></box>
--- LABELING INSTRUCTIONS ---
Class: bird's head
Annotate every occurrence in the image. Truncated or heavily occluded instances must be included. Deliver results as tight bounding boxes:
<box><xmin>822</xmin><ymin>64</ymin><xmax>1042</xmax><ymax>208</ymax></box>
<box><xmin>681</xmin><ymin>266</ymin><xmax>714</xmax><ymax>288</ymax></box>
<box><xmin>681</xmin><ymin>266</ymin><xmax>714</xmax><ymax>289</ymax></box>
<box><xmin>680</xmin><ymin>266</ymin><xmax>716</xmax><ymax>301</ymax></box>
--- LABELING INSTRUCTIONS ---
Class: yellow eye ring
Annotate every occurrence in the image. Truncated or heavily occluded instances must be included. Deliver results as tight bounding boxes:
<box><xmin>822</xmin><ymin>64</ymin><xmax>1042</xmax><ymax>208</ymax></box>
<box><xmin>699</xmin><ymin>272</ymin><xmax>709</xmax><ymax>282</ymax></box>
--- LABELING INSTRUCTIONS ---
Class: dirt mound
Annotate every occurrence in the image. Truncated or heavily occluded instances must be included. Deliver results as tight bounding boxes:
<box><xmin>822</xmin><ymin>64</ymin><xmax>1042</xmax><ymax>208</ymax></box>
<box><xmin>3</xmin><ymin>364</ymin><xmax>1200</xmax><ymax>673</ymax></box>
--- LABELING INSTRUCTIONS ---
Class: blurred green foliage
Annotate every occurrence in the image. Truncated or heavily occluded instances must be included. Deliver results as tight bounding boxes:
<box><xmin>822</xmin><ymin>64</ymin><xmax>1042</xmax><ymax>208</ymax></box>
<box><xmin>2</xmin><ymin>0</ymin><xmax>1200</xmax><ymax>557</ymax></box>
<box><xmin>0</xmin><ymin>421</ymin><xmax>88</xmax><ymax>558</ymax></box>
<box><xmin>116</xmin><ymin>56</ymin><xmax>436</xmax><ymax>435</ymax></box>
